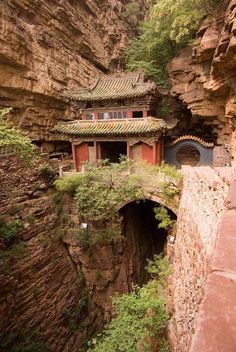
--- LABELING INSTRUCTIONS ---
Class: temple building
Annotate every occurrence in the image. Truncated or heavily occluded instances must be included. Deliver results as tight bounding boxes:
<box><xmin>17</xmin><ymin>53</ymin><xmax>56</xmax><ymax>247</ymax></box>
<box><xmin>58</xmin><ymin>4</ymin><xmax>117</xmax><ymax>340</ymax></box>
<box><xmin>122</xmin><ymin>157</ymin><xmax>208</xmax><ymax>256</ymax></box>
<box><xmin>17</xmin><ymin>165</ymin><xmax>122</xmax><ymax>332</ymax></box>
<box><xmin>55</xmin><ymin>73</ymin><xmax>170</xmax><ymax>171</ymax></box>
<box><xmin>54</xmin><ymin>72</ymin><xmax>227</xmax><ymax>170</ymax></box>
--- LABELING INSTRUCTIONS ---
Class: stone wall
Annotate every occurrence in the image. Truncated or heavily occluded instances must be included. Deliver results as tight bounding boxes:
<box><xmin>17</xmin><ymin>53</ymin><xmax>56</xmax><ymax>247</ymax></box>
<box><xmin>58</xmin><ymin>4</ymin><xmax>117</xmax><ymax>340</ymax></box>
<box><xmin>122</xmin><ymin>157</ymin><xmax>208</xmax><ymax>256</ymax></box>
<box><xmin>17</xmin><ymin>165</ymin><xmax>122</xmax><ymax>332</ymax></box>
<box><xmin>169</xmin><ymin>166</ymin><xmax>230</xmax><ymax>351</ymax></box>
<box><xmin>190</xmin><ymin>167</ymin><xmax>236</xmax><ymax>351</ymax></box>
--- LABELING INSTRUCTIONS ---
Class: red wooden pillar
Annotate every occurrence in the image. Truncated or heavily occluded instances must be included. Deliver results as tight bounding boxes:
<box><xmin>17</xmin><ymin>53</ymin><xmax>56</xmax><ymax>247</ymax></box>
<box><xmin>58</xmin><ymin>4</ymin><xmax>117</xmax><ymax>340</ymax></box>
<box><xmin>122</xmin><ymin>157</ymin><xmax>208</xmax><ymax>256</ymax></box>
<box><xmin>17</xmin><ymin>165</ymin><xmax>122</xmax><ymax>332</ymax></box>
<box><xmin>153</xmin><ymin>141</ymin><xmax>157</xmax><ymax>165</ymax></box>
<box><xmin>127</xmin><ymin>111</ymin><xmax>133</xmax><ymax>118</ymax></box>
<box><xmin>72</xmin><ymin>143</ymin><xmax>77</xmax><ymax>171</ymax></box>
<box><xmin>127</xmin><ymin>140</ymin><xmax>131</xmax><ymax>159</ymax></box>
<box><xmin>94</xmin><ymin>112</ymin><xmax>98</xmax><ymax>120</ymax></box>
<box><xmin>97</xmin><ymin>142</ymin><xmax>102</xmax><ymax>160</ymax></box>
<box><xmin>156</xmin><ymin>140</ymin><xmax>162</xmax><ymax>166</ymax></box>
<box><xmin>94</xmin><ymin>141</ymin><xmax>98</xmax><ymax>163</ymax></box>
<box><xmin>143</xmin><ymin>110</ymin><xmax>148</xmax><ymax>118</ymax></box>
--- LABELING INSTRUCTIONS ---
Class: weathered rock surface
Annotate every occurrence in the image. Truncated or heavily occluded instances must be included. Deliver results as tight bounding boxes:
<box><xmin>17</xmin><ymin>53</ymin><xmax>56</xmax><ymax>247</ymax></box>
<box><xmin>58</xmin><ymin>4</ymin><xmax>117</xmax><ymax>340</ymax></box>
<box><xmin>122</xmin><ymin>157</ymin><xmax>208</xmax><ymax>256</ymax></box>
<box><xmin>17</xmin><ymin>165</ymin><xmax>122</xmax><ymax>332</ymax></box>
<box><xmin>0</xmin><ymin>0</ymin><xmax>146</xmax><ymax>140</ymax></box>
<box><xmin>168</xmin><ymin>0</ymin><xmax>236</xmax><ymax>157</ymax></box>
<box><xmin>169</xmin><ymin>166</ymin><xmax>230</xmax><ymax>352</ymax></box>
<box><xmin>0</xmin><ymin>156</ymin><xmax>104</xmax><ymax>351</ymax></box>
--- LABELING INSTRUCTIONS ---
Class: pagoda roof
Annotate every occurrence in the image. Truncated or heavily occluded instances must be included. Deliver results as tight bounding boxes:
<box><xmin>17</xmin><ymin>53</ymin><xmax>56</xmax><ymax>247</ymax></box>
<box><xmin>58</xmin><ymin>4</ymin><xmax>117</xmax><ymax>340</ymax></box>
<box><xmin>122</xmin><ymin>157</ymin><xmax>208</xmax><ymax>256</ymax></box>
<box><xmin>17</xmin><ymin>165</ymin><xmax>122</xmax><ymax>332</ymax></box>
<box><xmin>54</xmin><ymin>118</ymin><xmax>166</xmax><ymax>138</ymax></box>
<box><xmin>66</xmin><ymin>73</ymin><xmax>159</xmax><ymax>102</ymax></box>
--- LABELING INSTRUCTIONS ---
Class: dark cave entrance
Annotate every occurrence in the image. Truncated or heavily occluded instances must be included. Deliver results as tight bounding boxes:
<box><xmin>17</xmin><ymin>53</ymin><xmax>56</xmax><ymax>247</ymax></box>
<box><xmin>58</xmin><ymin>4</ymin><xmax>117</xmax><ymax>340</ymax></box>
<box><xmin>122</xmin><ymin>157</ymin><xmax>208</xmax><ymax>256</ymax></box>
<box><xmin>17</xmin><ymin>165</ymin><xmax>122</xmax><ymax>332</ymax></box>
<box><xmin>100</xmin><ymin>141</ymin><xmax>127</xmax><ymax>163</ymax></box>
<box><xmin>119</xmin><ymin>200</ymin><xmax>176</xmax><ymax>287</ymax></box>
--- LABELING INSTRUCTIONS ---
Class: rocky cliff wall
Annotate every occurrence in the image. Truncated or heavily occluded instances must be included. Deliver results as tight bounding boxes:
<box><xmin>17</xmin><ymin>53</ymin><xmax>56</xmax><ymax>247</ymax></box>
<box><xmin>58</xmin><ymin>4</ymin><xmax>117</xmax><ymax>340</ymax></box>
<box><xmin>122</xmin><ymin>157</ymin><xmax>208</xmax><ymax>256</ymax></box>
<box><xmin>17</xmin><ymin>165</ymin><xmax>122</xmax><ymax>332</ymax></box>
<box><xmin>169</xmin><ymin>166</ymin><xmax>230</xmax><ymax>352</ymax></box>
<box><xmin>0</xmin><ymin>0</ymin><xmax>146</xmax><ymax>141</ymax></box>
<box><xmin>0</xmin><ymin>156</ymin><xmax>87</xmax><ymax>352</ymax></box>
<box><xmin>168</xmin><ymin>0</ymin><xmax>236</xmax><ymax>159</ymax></box>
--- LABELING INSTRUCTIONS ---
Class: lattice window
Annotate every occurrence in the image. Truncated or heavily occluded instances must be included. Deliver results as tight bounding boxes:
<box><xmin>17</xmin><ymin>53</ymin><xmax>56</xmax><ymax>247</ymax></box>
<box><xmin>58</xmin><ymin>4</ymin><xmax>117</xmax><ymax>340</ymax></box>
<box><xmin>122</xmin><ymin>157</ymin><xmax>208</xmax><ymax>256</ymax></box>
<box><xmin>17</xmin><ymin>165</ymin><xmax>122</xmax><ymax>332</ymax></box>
<box><xmin>108</xmin><ymin>112</ymin><xmax>118</xmax><ymax>119</ymax></box>
<box><xmin>118</xmin><ymin>111</ymin><xmax>127</xmax><ymax>119</ymax></box>
<box><xmin>98</xmin><ymin>112</ymin><xmax>105</xmax><ymax>120</ymax></box>
<box><xmin>85</xmin><ymin>113</ymin><xmax>94</xmax><ymax>120</ymax></box>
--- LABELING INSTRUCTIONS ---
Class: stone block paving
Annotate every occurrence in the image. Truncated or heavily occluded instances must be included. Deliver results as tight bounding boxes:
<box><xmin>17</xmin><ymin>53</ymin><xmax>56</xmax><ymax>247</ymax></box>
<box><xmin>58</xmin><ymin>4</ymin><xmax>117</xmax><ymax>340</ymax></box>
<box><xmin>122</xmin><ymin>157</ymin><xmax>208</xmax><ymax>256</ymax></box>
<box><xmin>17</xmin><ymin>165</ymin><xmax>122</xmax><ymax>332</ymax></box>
<box><xmin>190</xmin><ymin>168</ymin><xmax>236</xmax><ymax>352</ymax></box>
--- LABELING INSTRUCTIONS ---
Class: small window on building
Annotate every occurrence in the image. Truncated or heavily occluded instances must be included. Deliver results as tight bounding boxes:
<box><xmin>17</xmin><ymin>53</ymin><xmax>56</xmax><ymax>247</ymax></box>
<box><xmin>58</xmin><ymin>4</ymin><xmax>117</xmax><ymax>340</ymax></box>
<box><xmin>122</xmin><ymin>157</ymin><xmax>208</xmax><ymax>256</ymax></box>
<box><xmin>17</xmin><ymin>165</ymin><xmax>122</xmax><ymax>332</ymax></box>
<box><xmin>98</xmin><ymin>112</ymin><xmax>105</xmax><ymax>120</ymax></box>
<box><xmin>148</xmin><ymin>110</ymin><xmax>156</xmax><ymax>117</ymax></box>
<box><xmin>88</xmin><ymin>142</ymin><xmax>94</xmax><ymax>147</ymax></box>
<box><xmin>133</xmin><ymin>111</ymin><xmax>143</xmax><ymax>118</ymax></box>
<box><xmin>108</xmin><ymin>112</ymin><xmax>118</xmax><ymax>119</ymax></box>
<box><xmin>86</xmin><ymin>113</ymin><xmax>94</xmax><ymax>120</ymax></box>
<box><xmin>118</xmin><ymin>111</ymin><xmax>127</xmax><ymax>119</ymax></box>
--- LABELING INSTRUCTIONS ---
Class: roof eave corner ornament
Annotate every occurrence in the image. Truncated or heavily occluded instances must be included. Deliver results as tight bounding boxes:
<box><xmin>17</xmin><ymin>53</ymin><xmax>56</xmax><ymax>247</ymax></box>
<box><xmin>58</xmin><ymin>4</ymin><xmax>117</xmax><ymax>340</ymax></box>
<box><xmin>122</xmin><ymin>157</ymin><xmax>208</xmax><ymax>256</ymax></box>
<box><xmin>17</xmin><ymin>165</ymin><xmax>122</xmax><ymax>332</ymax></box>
<box><xmin>89</xmin><ymin>76</ymin><xmax>100</xmax><ymax>92</ymax></box>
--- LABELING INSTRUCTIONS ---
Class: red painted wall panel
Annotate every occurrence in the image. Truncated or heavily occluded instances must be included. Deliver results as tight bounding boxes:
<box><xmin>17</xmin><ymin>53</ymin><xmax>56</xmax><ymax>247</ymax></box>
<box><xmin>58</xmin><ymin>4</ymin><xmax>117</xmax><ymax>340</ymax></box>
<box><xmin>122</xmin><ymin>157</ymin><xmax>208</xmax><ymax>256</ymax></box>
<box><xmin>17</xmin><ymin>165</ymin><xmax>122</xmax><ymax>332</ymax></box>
<box><xmin>75</xmin><ymin>143</ymin><xmax>89</xmax><ymax>171</ymax></box>
<box><xmin>142</xmin><ymin>143</ymin><xmax>153</xmax><ymax>164</ymax></box>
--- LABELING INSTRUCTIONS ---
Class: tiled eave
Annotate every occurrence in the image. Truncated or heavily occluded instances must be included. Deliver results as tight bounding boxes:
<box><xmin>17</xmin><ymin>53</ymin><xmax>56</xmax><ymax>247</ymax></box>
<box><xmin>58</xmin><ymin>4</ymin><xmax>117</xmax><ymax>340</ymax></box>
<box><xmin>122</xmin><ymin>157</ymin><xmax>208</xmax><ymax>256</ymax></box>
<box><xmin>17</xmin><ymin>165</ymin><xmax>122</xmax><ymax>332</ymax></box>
<box><xmin>54</xmin><ymin>118</ymin><xmax>166</xmax><ymax>138</ymax></box>
<box><xmin>65</xmin><ymin>73</ymin><xmax>160</xmax><ymax>102</ymax></box>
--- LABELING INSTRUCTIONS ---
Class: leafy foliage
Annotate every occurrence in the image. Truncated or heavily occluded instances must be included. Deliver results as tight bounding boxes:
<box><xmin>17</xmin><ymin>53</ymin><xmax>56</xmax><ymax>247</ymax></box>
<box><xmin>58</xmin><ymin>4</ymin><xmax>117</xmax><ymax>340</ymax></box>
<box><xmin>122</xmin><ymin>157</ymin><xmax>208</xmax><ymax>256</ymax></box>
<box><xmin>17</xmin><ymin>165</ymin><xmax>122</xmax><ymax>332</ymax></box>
<box><xmin>0</xmin><ymin>216</ymin><xmax>21</xmax><ymax>245</ymax></box>
<box><xmin>121</xmin><ymin>0</ymin><xmax>140</xmax><ymax>19</ymax></box>
<box><xmin>55</xmin><ymin>159</ymin><xmax>144</xmax><ymax>223</ymax></box>
<box><xmin>0</xmin><ymin>329</ymin><xmax>47</xmax><ymax>352</ymax></box>
<box><xmin>38</xmin><ymin>163</ymin><xmax>55</xmax><ymax>179</ymax></box>
<box><xmin>88</xmin><ymin>256</ymin><xmax>171</xmax><ymax>352</ymax></box>
<box><xmin>154</xmin><ymin>206</ymin><xmax>175</xmax><ymax>229</ymax></box>
<box><xmin>67</xmin><ymin>290</ymin><xmax>88</xmax><ymax>332</ymax></box>
<box><xmin>0</xmin><ymin>241</ymin><xmax>26</xmax><ymax>260</ymax></box>
<box><xmin>125</xmin><ymin>0</ymin><xmax>221</xmax><ymax>83</ymax></box>
<box><xmin>0</xmin><ymin>109</ymin><xmax>34</xmax><ymax>160</ymax></box>
<box><xmin>55</xmin><ymin>159</ymin><xmax>181</xmax><ymax>245</ymax></box>
<box><xmin>146</xmin><ymin>254</ymin><xmax>172</xmax><ymax>285</ymax></box>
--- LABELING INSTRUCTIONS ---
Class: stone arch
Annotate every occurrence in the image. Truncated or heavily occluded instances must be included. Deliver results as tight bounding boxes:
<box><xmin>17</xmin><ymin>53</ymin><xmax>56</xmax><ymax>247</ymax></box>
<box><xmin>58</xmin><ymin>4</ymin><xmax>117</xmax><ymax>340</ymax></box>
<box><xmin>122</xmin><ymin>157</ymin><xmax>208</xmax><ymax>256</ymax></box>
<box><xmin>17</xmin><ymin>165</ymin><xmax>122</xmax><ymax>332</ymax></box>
<box><xmin>117</xmin><ymin>194</ymin><xmax>177</xmax><ymax>215</ymax></box>
<box><xmin>118</xmin><ymin>198</ymin><xmax>177</xmax><ymax>286</ymax></box>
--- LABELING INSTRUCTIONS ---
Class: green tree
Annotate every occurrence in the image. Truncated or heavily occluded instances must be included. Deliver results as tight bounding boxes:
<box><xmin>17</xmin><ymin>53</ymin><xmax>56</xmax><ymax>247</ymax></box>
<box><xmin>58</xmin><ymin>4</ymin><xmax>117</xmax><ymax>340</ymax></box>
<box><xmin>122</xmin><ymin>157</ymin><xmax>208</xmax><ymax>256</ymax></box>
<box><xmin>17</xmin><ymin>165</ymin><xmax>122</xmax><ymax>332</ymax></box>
<box><xmin>0</xmin><ymin>109</ymin><xmax>34</xmax><ymax>160</ymax></box>
<box><xmin>125</xmin><ymin>0</ymin><xmax>221</xmax><ymax>84</ymax></box>
<box><xmin>88</xmin><ymin>256</ymin><xmax>171</xmax><ymax>352</ymax></box>
<box><xmin>55</xmin><ymin>159</ymin><xmax>144</xmax><ymax>223</ymax></box>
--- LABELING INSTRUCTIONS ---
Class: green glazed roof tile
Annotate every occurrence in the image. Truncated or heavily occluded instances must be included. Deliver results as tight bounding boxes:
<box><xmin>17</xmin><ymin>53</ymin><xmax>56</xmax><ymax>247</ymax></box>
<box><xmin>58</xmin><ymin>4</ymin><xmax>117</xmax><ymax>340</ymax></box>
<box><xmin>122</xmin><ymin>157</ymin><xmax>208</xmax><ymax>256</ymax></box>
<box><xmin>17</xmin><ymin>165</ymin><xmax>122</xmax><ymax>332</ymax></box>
<box><xmin>54</xmin><ymin>118</ymin><xmax>166</xmax><ymax>137</ymax></box>
<box><xmin>65</xmin><ymin>73</ymin><xmax>158</xmax><ymax>102</ymax></box>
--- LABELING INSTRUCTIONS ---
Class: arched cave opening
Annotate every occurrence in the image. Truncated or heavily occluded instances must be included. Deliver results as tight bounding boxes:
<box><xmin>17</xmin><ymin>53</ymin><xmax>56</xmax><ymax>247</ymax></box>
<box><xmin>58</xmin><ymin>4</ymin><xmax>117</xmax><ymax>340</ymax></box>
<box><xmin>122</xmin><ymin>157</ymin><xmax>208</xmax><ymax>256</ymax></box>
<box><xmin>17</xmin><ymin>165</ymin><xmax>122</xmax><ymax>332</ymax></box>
<box><xmin>119</xmin><ymin>199</ymin><xmax>176</xmax><ymax>288</ymax></box>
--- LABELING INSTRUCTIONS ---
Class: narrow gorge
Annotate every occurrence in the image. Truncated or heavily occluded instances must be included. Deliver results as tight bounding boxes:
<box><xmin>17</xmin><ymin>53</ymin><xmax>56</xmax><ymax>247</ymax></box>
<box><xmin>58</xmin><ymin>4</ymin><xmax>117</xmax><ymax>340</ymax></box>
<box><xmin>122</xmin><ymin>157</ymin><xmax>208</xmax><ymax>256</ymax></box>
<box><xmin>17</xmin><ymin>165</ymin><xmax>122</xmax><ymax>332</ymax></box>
<box><xmin>1</xmin><ymin>1</ymin><xmax>236</xmax><ymax>352</ymax></box>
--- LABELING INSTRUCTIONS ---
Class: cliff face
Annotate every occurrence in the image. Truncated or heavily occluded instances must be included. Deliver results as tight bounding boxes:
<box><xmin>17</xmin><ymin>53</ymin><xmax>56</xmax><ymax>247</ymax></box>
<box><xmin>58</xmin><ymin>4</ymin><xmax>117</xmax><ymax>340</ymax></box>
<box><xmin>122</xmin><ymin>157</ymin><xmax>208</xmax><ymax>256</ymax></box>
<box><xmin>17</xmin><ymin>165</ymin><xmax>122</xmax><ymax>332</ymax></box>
<box><xmin>0</xmin><ymin>157</ymin><xmax>120</xmax><ymax>352</ymax></box>
<box><xmin>168</xmin><ymin>0</ymin><xmax>236</xmax><ymax>158</ymax></box>
<box><xmin>0</xmin><ymin>0</ymin><xmax>146</xmax><ymax>140</ymax></box>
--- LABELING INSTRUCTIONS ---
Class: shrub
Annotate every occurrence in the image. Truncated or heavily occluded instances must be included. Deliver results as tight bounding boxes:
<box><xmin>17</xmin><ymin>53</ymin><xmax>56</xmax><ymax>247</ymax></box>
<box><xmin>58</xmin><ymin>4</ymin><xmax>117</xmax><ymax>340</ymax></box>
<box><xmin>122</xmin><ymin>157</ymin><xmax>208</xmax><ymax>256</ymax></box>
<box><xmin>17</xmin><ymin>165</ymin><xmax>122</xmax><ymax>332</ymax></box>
<box><xmin>146</xmin><ymin>254</ymin><xmax>172</xmax><ymax>285</ymax></box>
<box><xmin>88</xmin><ymin>256</ymin><xmax>171</xmax><ymax>352</ymax></box>
<box><xmin>0</xmin><ymin>108</ymin><xmax>34</xmax><ymax>161</ymax></box>
<box><xmin>54</xmin><ymin>173</ymin><xmax>84</xmax><ymax>195</ymax></box>
<box><xmin>67</xmin><ymin>291</ymin><xmax>88</xmax><ymax>332</ymax></box>
<box><xmin>0</xmin><ymin>241</ymin><xmax>26</xmax><ymax>260</ymax></box>
<box><xmin>0</xmin><ymin>329</ymin><xmax>48</xmax><ymax>352</ymax></box>
<box><xmin>27</xmin><ymin>214</ymin><xmax>36</xmax><ymax>225</ymax></box>
<box><xmin>38</xmin><ymin>163</ymin><xmax>54</xmax><ymax>178</ymax></box>
<box><xmin>0</xmin><ymin>216</ymin><xmax>21</xmax><ymax>245</ymax></box>
<box><xmin>154</xmin><ymin>206</ymin><xmax>175</xmax><ymax>229</ymax></box>
<box><xmin>55</xmin><ymin>160</ymin><xmax>144</xmax><ymax>223</ymax></box>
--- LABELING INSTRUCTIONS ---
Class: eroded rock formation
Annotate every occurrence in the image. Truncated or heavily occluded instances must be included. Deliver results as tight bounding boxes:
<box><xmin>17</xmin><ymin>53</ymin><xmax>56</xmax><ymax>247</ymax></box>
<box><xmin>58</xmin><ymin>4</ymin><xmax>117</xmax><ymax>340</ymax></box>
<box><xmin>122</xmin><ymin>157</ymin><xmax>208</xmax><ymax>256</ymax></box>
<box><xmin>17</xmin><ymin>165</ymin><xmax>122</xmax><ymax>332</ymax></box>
<box><xmin>168</xmin><ymin>0</ymin><xmax>236</xmax><ymax>159</ymax></box>
<box><xmin>0</xmin><ymin>156</ymin><xmax>172</xmax><ymax>351</ymax></box>
<box><xmin>0</xmin><ymin>0</ymin><xmax>147</xmax><ymax>141</ymax></box>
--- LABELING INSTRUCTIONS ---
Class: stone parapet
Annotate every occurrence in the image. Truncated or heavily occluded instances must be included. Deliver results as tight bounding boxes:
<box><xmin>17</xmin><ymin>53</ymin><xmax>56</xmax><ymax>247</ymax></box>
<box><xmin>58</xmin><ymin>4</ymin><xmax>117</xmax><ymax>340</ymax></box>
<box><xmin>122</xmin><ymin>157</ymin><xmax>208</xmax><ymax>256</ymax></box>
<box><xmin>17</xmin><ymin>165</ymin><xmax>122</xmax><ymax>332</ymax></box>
<box><xmin>169</xmin><ymin>166</ymin><xmax>230</xmax><ymax>351</ymax></box>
